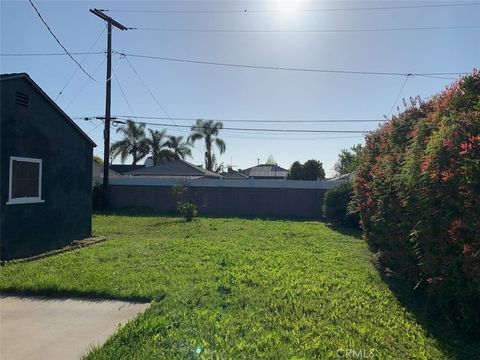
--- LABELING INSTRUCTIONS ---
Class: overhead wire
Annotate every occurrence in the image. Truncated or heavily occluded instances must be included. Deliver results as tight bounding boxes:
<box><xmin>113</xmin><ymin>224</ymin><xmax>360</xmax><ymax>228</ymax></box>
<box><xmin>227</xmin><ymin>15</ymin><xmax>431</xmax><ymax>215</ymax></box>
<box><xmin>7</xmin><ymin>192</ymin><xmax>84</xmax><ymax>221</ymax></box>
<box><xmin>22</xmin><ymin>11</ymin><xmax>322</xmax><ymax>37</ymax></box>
<box><xmin>55</xmin><ymin>24</ymin><xmax>107</xmax><ymax>101</ymax></box>
<box><xmin>388</xmin><ymin>75</ymin><xmax>411</xmax><ymax>117</ymax></box>
<box><xmin>112</xmin><ymin>58</ymin><xmax>137</xmax><ymax>118</ymax></box>
<box><xmin>0</xmin><ymin>51</ymin><xmax>467</xmax><ymax>79</ymax></box>
<box><xmin>64</xmin><ymin>56</ymin><xmax>106</xmax><ymax>109</ymax></box>
<box><xmin>0</xmin><ymin>51</ymin><xmax>106</xmax><ymax>57</ymax></box>
<box><xmin>27</xmin><ymin>0</ymin><xmax>99</xmax><ymax>81</ymax></box>
<box><xmin>130</xmin><ymin>25</ymin><xmax>480</xmax><ymax>33</ymax></box>
<box><xmin>110</xmin><ymin>115</ymin><xmax>387</xmax><ymax>123</ymax></box>
<box><xmin>118</xmin><ymin>52</ymin><xmax>467</xmax><ymax>78</ymax></box>
<box><xmin>103</xmin><ymin>3</ymin><xmax>480</xmax><ymax>13</ymax></box>
<box><xmin>86</xmin><ymin>120</ymin><xmax>104</xmax><ymax>135</ymax></box>
<box><xmin>222</xmin><ymin>134</ymin><xmax>365</xmax><ymax>141</ymax></box>
<box><xmin>64</xmin><ymin>53</ymin><xmax>124</xmax><ymax>110</ymax></box>
<box><xmin>123</xmin><ymin>55</ymin><xmax>188</xmax><ymax>134</ymax></box>
<box><xmin>118</xmin><ymin>120</ymin><xmax>368</xmax><ymax>134</ymax></box>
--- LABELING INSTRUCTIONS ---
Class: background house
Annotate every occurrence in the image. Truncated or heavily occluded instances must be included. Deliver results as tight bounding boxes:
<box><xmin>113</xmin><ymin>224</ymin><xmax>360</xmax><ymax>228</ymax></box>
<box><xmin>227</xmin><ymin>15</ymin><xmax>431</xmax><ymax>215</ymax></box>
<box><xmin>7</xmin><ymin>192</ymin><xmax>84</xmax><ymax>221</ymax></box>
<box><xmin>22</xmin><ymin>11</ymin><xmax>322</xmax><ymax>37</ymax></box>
<box><xmin>0</xmin><ymin>73</ymin><xmax>95</xmax><ymax>260</ymax></box>
<box><xmin>109</xmin><ymin>164</ymin><xmax>145</xmax><ymax>175</ymax></box>
<box><xmin>220</xmin><ymin>167</ymin><xmax>249</xmax><ymax>179</ymax></box>
<box><xmin>92</xmin><ymin>159</ymin><xmax>122</xmax><ymax>183</ymax></box>
<box><xmin>240</xmin><ymin>164</ymin><xmax>288</xmax><ymax>180</ymax></box>
<box><xmin>123</xmin><ymin>159</ymin><xmax>221</xmax><ymax>179</ymax></box>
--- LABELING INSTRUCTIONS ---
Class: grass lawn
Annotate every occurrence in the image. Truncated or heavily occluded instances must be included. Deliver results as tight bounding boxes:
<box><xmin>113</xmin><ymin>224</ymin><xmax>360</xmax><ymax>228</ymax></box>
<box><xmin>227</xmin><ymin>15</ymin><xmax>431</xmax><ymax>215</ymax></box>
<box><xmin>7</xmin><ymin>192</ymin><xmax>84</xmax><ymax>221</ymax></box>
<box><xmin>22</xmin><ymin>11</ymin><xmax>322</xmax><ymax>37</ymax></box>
<box><xmin>0</xmin><ymin>211</ymin><xmax>473</xmax><ymax>359</ymax></box>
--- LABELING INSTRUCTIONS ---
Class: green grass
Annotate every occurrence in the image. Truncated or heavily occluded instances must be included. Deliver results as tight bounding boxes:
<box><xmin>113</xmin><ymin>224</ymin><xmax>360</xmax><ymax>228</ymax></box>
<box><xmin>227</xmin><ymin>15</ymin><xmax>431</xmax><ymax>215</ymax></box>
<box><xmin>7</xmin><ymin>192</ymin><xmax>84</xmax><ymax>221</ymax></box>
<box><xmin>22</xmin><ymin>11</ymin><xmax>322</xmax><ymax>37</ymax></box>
<box><xmin>0</xmin><ymin>212</ymin><xmax>469</xmax><ymax>359</ymax></box>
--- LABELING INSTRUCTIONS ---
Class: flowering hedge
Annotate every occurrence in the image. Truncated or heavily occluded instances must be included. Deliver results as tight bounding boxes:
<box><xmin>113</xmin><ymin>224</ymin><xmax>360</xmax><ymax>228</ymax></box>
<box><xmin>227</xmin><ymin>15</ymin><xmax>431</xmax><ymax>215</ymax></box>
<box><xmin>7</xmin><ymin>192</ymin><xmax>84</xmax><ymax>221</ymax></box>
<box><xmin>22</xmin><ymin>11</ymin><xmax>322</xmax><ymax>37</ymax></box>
<box><xmin>354</xmin><ymin>71</ymin><xmax>480</xmax><ymax>331</ymax></box>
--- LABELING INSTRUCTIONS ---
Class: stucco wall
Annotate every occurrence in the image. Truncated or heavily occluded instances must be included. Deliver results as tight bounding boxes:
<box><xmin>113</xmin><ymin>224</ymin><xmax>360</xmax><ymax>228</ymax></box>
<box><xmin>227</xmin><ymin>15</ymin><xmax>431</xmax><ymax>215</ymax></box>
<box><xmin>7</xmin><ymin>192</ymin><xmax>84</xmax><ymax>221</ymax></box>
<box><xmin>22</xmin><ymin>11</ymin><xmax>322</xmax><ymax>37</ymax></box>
<box><xmin>1</xmin><ymin>77</ymin><xmax>93</xmax><ymax>260</ymax></box>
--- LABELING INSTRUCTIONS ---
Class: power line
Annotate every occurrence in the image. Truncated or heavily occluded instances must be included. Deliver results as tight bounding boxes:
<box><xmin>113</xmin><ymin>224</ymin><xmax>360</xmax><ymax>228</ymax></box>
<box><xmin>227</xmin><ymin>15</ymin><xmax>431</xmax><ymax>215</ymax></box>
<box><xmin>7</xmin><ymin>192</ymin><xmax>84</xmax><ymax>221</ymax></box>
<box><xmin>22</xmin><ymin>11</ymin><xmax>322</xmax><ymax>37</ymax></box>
<box><xmin>388</xmin><ymin>75</ymin><xmax>411</xmax><ymax>116</ymax></box>
<box><xmin>118</xmin><ymin>52</ymin><xmax>467</xmax><ymax>78</ymax></box>
<box><xmin>55</xmin><ymin>25</ymin><xmax>107</xmax><ymax>100</ymax></box>
<box><xmin>112</xmin><ymin>62</ymin><xmax>136</xmax><ymax>118</ymax></box>
<box><xmin>223</xmin><ymin>134</ymin><xmax>365</xmax><ymax>141</ymax></box>
<box><xmin>77</xmin><ymin>116</ymin><xmax>368</xmax><ymax>140</ymax></box>
<box><xmin>0</xmin><ymin>51</ymin><xmax>106</xmax><ymax>57</ymax></box>
<box><xmin>86</xmin><ymin>120</ymin><xmax>104</xmax><ymax>135</ymax></box>
<box><xmin>109</xmin><ymin>115</ymin><xmax>388</xmax><ymax>123</ymax></box>
<box><xmin>27</xmin><ymin>0</ymin><xmax>98</xmax><ymax>81</ymax></box>
<box><xmin>1</xmin><ymin>50</ymin><xmax>468</xmax><ymax>79</ymax></box>
<box><xmin>131</xmin><ymin>25</ymin><xmax>480</xmax><ymax>33</ymax></box>
<box><xmin>121</xmin><ymin>120</ymin><xmax>368</xmax><ymax>134</ymax></box>
<box><xmin>64</xmin><ymin>56</ymin><xmax>106</xmax><ymax>109</ymax></box>
<box><xmin>123</xmin><ymin>55</ymin><xmax>185</xmax><ymax>132</ymax></box>
<box><xmin>104</xmin><ymin>3</ymin><xmax>480</xmax><ymax>13</ymax></box>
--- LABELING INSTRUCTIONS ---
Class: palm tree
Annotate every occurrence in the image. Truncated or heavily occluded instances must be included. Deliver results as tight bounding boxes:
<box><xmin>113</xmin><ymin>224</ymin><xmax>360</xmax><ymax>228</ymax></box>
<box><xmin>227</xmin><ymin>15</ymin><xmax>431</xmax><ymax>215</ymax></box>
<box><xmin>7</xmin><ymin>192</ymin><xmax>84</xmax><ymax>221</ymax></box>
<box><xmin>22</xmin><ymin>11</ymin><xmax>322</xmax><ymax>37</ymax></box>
<box><xmin>165</xmin><ymin>135</ymin><xmax>192</xmax><ymax>160</ymax></box>
<box><xmin>110</xmin><ymin>120</ymin><xmax>150</xmax><ymax>165</ymax></box>
<box><xmin>188</xmin><ymin>119</ymin><xmax>226</xmax><ymax>171</ymax></box>
<box><xmin>147</xmin><ymin>129</ymin><xmax>172</xmax><ymax>165</ymax></box>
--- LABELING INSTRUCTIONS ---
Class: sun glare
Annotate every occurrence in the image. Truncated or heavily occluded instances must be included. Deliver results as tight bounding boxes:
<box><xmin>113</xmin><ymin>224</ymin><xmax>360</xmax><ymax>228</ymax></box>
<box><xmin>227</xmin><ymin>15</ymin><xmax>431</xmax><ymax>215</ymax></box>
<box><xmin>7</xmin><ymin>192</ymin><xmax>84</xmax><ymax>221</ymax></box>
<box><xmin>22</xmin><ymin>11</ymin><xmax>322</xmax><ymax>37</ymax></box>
<box><xmin>278</xmin><ymin>0</ymin><xmax>301</xmax><ymax>15</ymax></box>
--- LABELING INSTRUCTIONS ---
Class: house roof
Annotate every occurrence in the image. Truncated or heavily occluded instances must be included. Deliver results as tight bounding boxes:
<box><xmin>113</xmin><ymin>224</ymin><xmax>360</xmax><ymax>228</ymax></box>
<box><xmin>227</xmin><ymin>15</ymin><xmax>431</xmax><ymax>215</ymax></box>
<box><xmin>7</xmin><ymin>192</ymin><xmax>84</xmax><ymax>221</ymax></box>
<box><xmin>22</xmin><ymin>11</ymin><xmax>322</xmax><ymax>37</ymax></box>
<box><xmin>241</xmin><ymin>164</ymin><xmax>288</xmax><ymax>178</ymax></box>
<box><xmin>110</xmin><ymin>164</ymin><xmax>145</xmax><ymax>174</ymax></box>
<box><xmin>124</xmin><ymin>159</ymin><xmax>222</xmax><ymax>178</ymax></box>
<box><xmin>0</xmin><ymin>73</ymin><xmax>96</xmax><ymax>147</ymax></box>
<box><xmin>92</xmin><ymin>161</ymin><xmax>122</xmax><ymax>179</ymax></box>
<box><xmin>220</xmin><ymin>170</ymin><xmax>249</xmax><ymax>179</ymax></box>
<box><xmin>328</xmin><ymin>173</ymin><xmax>356</xmax><ymax>181</ymax></box>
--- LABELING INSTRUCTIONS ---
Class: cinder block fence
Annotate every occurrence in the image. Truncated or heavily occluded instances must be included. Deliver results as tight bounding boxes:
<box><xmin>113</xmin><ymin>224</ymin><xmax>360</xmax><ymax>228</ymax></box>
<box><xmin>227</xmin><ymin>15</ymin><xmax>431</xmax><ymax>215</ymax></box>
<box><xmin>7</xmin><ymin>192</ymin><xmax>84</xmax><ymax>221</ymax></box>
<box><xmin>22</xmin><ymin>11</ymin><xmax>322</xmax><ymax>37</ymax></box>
<box><xmin>109</xmin><ymin>178</ymin><xmax>343</xmax><ymax>219</ymax></box>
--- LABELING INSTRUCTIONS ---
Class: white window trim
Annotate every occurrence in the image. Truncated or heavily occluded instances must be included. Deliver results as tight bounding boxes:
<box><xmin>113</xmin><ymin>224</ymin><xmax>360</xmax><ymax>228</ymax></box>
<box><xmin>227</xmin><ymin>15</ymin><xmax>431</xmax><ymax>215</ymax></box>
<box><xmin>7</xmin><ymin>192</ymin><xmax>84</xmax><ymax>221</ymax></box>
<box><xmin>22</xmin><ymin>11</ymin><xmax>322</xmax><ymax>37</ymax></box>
<box><xmin>6</xmin><ymin>156</ymin><xmax>45</xmax><ymax>205</ymax></box>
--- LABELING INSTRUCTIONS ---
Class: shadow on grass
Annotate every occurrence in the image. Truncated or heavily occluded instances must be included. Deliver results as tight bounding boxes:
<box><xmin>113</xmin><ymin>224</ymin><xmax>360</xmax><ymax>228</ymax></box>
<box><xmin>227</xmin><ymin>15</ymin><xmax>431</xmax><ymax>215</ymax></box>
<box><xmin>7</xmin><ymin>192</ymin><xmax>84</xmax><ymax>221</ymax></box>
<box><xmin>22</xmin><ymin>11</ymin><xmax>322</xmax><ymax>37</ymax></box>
<box><xmin>95</xmin><ymin>207</ymin><xmax>325</xmax><ymax>223</ymax></box>
<box><xmin>325</xmin><ymin>223</ymin><xmax>362</xmax><ymax>240</ymax></box>
<box><xmin>0</xmin><ymin>287</ymin><xmax>161</xmax><ymax>303</ymax></box>
<box><xmin>322</xmin><ymin>221</ymin><xmax>479</xmax><ymax>358</ymax></box>
<box><xmin>379</xmin><ymin>273</ymin><xmax>480</xmax><ymax>360</ymax></box>
<box><xmin>94</xmin><ymin>208</ymin><xmax>179</xmax><ymax>218</ymax></box>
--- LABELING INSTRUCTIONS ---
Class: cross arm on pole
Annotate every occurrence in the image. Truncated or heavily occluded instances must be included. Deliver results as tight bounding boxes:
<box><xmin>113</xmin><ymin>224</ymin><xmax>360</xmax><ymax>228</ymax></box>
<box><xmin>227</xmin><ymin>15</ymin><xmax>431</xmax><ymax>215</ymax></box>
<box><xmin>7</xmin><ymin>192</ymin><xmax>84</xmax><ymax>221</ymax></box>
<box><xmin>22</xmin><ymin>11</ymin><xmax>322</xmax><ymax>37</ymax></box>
<box><xmin>89</xmin><ymin>8</ymin><xmax>128</xmax><ymax>30</ymax></box>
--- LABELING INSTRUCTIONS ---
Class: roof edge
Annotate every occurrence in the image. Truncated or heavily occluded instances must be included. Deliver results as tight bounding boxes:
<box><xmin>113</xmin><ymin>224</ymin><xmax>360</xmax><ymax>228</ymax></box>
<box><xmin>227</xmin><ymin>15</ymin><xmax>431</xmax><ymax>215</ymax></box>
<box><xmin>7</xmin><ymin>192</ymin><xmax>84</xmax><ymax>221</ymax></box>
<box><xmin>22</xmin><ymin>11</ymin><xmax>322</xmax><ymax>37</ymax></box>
<box><xmin>1</xmin><ymin>73</ymin><xmax>96</xmax><ymax>147</ymax></box>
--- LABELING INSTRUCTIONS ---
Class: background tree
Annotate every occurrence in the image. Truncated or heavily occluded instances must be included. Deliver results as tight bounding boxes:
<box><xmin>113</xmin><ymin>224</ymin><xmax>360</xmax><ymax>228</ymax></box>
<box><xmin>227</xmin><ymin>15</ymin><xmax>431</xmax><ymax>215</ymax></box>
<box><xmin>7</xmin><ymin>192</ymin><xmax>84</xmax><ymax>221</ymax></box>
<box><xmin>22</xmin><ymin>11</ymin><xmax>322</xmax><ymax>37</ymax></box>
<box><xmin>110</xmin><ymin>120</ymin><xmax>149</xmax><ymax>164</ymax></box>
<box><xmin>287</xmin><ymin>161</ymin><xmax>304</xmax><ymax>180</ymax></box>
<box><xmin>147</xmin><ymin>129</ymin><xmax>171</xmax><ymax>165</ymax></box>
<box><xmin>93</xmin><ymin>155</ymin><xmax>103</xmax><ymax>165</ymax></box>
<box><xmin>287</xmin><ymin>160</ymin><xmax>325</xmax><ymax>180</ymax></box>
<box><xmin>165</xmin><ymin>135</ymin><xmax>192</xmax><ymax>160</ymax></box>
<box><xmin>266</xmin><ymin>155</ymin><xmax>276</xmax><ymax>165</ymax></box>
<box><xmin>303</xmin><ymin>159</ymin><xmax>326</xmax><ymax>180</ymax></box>
<box><xmin>188</xmin><ymin>119</ymin><xmax>226</xmax><ymax>171</ymax></box>
<box><xmin>334</xmin><ymin>144</ymin><xmax>363</xmax><ymax>175</ymax></box>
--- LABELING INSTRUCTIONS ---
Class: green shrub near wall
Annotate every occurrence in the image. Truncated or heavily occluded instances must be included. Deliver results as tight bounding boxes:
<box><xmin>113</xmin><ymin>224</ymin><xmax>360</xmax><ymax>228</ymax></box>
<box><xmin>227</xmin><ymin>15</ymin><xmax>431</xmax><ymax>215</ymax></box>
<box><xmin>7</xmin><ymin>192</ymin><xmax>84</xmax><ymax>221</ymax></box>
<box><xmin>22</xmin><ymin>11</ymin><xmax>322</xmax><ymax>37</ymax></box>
<box><xmin>354</xmin><ymin>71</ymin><xmax>480</xmax><ymax>333</ymax></box>
<box><xmin>92</xmin><ymin>182</ymin><xmax>103</xmax><ymax>210</ymax></box>
<box><xmin>322</xmin><ymin>181</ymin><xmax>359</xmax><ymax>228</ymax></box>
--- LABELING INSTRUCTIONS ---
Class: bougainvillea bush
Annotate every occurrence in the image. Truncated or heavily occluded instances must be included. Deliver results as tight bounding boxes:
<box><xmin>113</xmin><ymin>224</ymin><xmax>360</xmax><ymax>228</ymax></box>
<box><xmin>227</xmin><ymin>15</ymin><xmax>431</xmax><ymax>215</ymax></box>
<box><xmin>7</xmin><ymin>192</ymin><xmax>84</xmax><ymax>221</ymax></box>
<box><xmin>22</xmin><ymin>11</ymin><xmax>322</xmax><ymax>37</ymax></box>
<box><xmin>354</xmin><ymin>71</ymin><xmax>480</xmax><ymax>332</ymax></box>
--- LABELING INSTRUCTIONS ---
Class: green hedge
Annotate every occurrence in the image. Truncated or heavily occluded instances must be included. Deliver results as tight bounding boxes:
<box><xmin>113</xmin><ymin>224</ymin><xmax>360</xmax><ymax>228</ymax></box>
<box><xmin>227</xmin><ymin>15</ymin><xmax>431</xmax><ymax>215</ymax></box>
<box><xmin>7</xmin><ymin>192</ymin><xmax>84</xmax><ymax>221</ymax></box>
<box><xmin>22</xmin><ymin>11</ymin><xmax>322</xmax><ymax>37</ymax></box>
<box><xmin>322</xmin><ymin>181</ymin><xmax>359</xmax><ymax>228</ymax></box>
<box><xmin>354</xmin><ymin>71</ymin><xmax>480</xmax><ymax>332</ymax></box>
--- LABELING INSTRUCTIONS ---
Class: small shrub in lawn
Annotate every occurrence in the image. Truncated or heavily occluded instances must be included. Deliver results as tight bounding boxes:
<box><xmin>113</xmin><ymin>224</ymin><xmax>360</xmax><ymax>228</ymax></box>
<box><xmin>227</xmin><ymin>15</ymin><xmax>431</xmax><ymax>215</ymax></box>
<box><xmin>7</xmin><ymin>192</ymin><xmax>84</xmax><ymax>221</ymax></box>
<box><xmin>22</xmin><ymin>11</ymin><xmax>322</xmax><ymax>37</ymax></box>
<box><xmin>322</xmin><ymin>181</ymin><xmax>359</xmax><ymax>228</ymax></box>
<box><xmin>172</xmin><ymin>183</ymin><xmax>198</xmax><ymax>221</ymax></box>
<box><xmin>177</xmin><ymin>202</ymin><xmax>198</xmax><ymax>222</ymax></box>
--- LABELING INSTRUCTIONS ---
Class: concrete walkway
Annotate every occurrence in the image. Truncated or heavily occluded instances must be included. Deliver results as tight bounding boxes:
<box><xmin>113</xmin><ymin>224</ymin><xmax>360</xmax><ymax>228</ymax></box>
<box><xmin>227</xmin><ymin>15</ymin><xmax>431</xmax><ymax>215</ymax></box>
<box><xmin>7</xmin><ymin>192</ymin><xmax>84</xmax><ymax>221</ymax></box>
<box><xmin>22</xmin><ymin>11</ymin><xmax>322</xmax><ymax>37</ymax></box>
<box><xmin>0</xmin><ymin>295</ymin><xmax>149</xmax><ymax>360</ymax></box>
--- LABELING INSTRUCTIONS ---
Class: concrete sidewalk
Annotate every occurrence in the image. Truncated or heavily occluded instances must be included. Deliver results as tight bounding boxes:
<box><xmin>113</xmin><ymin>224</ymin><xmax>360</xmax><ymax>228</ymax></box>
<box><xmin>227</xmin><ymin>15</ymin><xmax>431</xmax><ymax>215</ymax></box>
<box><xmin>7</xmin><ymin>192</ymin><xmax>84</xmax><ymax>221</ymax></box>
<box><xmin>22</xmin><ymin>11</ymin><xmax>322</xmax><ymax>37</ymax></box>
<box><xmin>0</xmin><ymin>295</ymin><xmax>149</xmax><ymax>360</ymax></box>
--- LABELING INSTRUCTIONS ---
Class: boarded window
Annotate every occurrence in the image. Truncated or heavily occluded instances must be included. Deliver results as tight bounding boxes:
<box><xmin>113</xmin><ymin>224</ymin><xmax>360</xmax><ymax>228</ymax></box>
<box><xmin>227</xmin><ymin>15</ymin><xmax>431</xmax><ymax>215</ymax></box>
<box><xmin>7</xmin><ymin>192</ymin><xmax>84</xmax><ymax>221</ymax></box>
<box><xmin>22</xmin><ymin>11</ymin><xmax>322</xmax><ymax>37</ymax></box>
<box><xmin>8</xmin><ymin>157</ymin><xmax>43</xmax><ymax>204</ymax></box>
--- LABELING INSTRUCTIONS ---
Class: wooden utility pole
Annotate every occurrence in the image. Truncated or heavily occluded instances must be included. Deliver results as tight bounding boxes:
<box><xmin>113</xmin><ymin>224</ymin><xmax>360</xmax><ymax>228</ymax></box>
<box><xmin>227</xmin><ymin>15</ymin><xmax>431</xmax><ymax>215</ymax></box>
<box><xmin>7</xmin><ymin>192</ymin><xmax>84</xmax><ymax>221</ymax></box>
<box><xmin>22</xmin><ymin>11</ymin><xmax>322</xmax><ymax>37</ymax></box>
<box><xmin>89</xmin><ymin>8</ymin><xmax>127</xmax><ymax>208</ymax></box>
